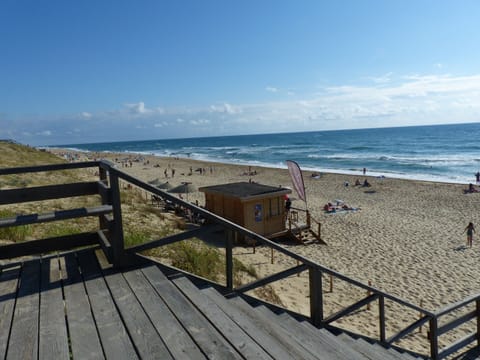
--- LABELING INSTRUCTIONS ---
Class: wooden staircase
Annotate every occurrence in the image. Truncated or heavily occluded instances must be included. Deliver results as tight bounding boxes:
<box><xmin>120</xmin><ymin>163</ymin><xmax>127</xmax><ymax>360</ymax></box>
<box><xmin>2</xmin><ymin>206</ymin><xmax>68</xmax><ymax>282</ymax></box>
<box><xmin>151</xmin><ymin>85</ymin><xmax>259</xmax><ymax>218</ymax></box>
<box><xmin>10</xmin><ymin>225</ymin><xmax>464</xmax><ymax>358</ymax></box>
<box><xmin>170</xmin><ymin>267</ymin><xmax>425</xmax><ymax>360</ymax></box>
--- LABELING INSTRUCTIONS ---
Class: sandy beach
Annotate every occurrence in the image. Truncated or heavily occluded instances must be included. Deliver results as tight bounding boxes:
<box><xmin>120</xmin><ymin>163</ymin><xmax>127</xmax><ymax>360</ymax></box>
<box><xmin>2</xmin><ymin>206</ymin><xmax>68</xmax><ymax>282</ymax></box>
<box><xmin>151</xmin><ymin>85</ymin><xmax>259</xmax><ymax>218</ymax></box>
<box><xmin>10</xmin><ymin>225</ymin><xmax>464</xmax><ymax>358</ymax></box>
<box><xmin>50</xmin><ymin>148</ymin><xmax>480</xmax><ymax>354</ymax></box>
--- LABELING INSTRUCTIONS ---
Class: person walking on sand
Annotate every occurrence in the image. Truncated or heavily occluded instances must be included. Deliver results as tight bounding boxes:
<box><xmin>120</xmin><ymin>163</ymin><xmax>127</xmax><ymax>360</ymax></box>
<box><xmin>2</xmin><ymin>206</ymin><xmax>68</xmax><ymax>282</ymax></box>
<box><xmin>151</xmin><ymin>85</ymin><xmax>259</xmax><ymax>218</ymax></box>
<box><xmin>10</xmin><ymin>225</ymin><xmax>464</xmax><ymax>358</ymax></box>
<box><xmin>463</xmin><ymin>222</ymin><xmax>475</xmax><ymax>248</ymax></box>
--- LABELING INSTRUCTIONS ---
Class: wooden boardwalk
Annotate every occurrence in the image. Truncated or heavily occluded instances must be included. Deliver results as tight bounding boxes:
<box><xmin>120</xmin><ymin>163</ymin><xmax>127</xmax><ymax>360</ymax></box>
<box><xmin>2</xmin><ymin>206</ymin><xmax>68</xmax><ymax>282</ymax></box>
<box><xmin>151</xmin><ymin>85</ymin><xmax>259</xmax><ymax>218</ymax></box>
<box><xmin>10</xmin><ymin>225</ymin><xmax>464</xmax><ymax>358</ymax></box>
<box><xmin>0</xmin><ymin>248</ymin><xmax>422</xmax><ymax>360</ymax></box>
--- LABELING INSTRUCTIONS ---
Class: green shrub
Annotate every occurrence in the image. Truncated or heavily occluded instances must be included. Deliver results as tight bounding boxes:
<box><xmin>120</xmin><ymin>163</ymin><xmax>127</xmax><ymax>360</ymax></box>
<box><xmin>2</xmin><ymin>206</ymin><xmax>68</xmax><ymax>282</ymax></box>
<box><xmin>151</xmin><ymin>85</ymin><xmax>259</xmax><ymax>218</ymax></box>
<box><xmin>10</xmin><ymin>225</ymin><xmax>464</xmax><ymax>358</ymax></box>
<box><xmin>165</xmin><ymin>240</ymin><xmax>224</xmax><ymax>282</ymax></box>
<box><xmin>124</xmin><ymin>232</ymin><xmax>150</xmax><ymax>248</ymax></box>
<box><xmin>0</xmin><ymin>210</ymin><xmax>31</xmax><ymax>242</ymax></box>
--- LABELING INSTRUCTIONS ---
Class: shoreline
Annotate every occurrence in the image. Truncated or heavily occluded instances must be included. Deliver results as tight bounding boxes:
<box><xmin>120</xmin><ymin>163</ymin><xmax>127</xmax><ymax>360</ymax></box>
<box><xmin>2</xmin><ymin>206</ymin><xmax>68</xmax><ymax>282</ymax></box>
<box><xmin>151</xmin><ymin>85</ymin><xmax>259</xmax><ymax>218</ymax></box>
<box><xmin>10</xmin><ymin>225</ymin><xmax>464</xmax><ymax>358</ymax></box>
<box><xmin>43</xmin><ymin>145</ymin><xmax>476</xmax><ymax>185</ymax></box>
<box><xmin>48</xmin><ymin>147</ymin><xmax>480</xmax><ymax>354</ymax></box>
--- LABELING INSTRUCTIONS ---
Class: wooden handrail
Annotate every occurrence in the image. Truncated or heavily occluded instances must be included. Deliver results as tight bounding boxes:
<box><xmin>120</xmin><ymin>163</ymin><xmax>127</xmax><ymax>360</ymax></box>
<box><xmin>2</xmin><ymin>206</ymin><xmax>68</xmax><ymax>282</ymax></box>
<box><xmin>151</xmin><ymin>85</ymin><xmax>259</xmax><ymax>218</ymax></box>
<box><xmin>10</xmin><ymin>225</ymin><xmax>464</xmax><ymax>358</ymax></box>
<box><xmin>5</xmin><ymin>160</ymin><xmax>480</xmax><ymax>359</ymax></box>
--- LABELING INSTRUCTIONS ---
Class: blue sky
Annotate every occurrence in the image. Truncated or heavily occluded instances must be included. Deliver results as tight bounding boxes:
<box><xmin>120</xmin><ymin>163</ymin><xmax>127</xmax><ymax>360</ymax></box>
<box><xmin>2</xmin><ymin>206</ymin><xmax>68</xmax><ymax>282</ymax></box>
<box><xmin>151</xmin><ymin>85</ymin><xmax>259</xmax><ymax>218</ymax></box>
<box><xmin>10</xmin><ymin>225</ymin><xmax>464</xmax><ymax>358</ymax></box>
<box><xmin>1</xmin><ymin>1</ymin><xmax>480</xmax><ymax>145</ymax></box>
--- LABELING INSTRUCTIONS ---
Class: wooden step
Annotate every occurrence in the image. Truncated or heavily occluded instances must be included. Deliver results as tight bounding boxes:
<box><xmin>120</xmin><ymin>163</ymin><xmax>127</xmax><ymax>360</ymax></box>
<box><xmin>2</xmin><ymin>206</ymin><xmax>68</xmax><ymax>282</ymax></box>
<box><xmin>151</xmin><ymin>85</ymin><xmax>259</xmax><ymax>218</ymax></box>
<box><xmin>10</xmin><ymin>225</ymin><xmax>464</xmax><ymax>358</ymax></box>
<box><xmin>227</xmin><ymin>295</ymin><xmax>360</xmax><ymax>360</ymax></box>
<box><xmin>201</xmin><ymin>287</ymin><xmax>298</xmax><ymax>360</ymax></box>
<box><xmin>171</xmin><ymin>276</ymin><xmax>273</xmax><ymax>360</ymax></box>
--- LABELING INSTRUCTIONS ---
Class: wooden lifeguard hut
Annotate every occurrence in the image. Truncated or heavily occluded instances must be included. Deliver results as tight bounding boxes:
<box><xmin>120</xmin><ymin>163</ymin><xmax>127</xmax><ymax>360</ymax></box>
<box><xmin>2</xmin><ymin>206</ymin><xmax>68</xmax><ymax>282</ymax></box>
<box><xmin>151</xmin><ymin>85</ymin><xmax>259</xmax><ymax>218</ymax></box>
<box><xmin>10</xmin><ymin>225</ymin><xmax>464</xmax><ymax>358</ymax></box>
<box><xmin>199</xmin><ymin>182</ymin><xmax>291</xmax><ymax>239</ymax></box>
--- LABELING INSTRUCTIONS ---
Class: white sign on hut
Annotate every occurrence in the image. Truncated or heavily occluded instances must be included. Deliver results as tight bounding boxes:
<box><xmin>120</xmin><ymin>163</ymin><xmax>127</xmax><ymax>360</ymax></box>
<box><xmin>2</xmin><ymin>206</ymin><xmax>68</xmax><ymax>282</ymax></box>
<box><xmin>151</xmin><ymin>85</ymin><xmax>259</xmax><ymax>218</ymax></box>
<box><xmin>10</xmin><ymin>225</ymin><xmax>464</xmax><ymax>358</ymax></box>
<box><xmin>199</xmin><ymin>182</ymin><xmax>292</xmax><ymax>237</ymax></box>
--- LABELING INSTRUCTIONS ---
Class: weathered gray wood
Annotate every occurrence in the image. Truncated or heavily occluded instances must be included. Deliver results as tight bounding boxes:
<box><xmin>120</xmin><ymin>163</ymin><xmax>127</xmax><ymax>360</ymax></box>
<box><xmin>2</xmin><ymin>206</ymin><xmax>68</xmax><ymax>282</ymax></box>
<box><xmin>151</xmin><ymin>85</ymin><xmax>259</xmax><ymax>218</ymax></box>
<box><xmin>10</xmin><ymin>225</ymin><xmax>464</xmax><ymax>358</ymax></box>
<box><xmin>438</xmin><ymin>333</ymin><xmax>476</xmax><ymax>359</ymax></box>
<box><xmin>379</xmin><ymin>295</ymin><xmax>386</xmax><ymax>342</ymax></box>
<box><xmin>39</xmin><ymin>256</ymin><xmax>69</xmax><ymax>360</ymax></box>
<box><xmin>227</xmin><ymin>295</ymin><xmax>333</xmax><ymax>360</ymax></box>
<box><xmin>336</xmin><ymin>333</ymin><xmax>403</xmax><ymax>360</ymax></box>
<box><xmin>97</xmin><ymin>230</ymin><xmax>112</xmax><ymax>263</ymax></box>
<box><xmin>123</xmin><ymin>268</ymin><xmax>206</xmax><ymax>360</ymax></box>
<box><xmin>103</xmin><ymin>270</ymin><xmax>173</xmax><ymax>360</ymax></box>
<box><xmin>0</xmin><ymin>205</ymin><xmax>113</xmax><ymax>228</ymax></box>
<box><xmin>0</xmin><ymin>161</ymin><xmax>100</xmax><ymax>176</ymax></box>
<box><xmin>323</xmin><ymin>293</ymin><xmax>379</xmax><ymax>325</ymax></box>
<box><xmin>127</xmin><ymin>225</ymin><xmax>222</xmax><ymax>254</ymax></box>
<box><xmin>0</xmin><ymin>266</ymin><xmax>20</xmax><ymax>358</ymax></box>
<box><xmin>173</xmin><ymin>276</ymin><xmax>274</xmax><ymax>360</ymax></box>
<box><xmin>387</xmin><ymin>315</ymin><xmax>431</xmax><ymax>345</ymax></box>
<box><xmin>77</xmin><ymin>250</ymin><xmax>138</xmax><ymax>360</ymax></box>
<box><xmin>235</xmin><ymin>263</ymin><xmax>307</xmax><ymax>294</ymax></box>
<box><xmin>62</xmin><ymin>252</ymin><xmax>104</xmax><ymax>360</ymax></box>
<box><xmin>309</xmin><ymin>267</ymin><xmax>323</xmax><ymax>326</ymax></box>
<box><xmin>141</xmin><ymin>265</ymin><xmax>242</xmax><ymax>360</ymax></box>
<box><xmin>226</xmin><ymin>230</ymin><xmax>234</xmax><ymax>290</ymax></box>
<box><xmin>0</xmin><ymin>181</ymin><xmax>100</xmax><ymax>205</ymax></box>
<box><xmin>0</xmin><ymin>232</ymin><xmax>99</xmax><ymax>260</ymax></box>
<box><xmin>437</xmin><ymin>309</ymin><xmax>476</xmax><ymax>336</ymax></box>
<box><xmin>108</xmin><ymin>173</ymin><xmax>125</xmax><ymax>267</ymax></box>
<box><xmin>97</xmin><ymin>181</ymin><xmax>111</xmax><ymax>204</ymax></box>
<box><xmin>256</xmin><ymin>304</ymin><xmax>365</xmax><ymax>360</ymax></box>
<box><xmin>201</xmin><ymin>287</ymin><xmax>297</xmax><ymax>360</ymax></box>
<box><xmin>430</xmin><ymin>318</ymin><xmax>439</xmax><ymax>360</ymax></box>
<box><xmin>7</xmin><ymin>259</ymin><xmax>41</xmax><ymax>360</ymax></box>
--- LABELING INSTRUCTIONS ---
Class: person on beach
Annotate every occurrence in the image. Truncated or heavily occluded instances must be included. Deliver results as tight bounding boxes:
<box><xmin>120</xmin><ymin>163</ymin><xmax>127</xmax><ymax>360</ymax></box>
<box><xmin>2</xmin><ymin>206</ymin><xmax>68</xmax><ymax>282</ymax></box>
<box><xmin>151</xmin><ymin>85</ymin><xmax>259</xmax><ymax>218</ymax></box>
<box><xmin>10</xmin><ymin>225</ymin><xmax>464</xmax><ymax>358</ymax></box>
<box><xmin>476</xmin><ymin>171</ymin><xmax>480</xmax><ymax>184</ymax></box>
<box><xmin>464</xmin><ymin>222</ymin><xmax>475</xmax><ymax>248</ymax></box>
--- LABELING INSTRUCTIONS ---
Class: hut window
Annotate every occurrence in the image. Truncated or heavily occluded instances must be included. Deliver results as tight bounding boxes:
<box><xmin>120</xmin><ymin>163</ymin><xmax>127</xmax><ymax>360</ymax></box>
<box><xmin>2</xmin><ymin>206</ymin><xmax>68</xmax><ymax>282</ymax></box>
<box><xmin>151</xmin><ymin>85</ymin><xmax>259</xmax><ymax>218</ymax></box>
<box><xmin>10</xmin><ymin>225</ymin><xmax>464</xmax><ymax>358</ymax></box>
<box><xmin>270</xmin><ymin>198</ymin><xmax>280</xmax><ymax>216</ymax></box>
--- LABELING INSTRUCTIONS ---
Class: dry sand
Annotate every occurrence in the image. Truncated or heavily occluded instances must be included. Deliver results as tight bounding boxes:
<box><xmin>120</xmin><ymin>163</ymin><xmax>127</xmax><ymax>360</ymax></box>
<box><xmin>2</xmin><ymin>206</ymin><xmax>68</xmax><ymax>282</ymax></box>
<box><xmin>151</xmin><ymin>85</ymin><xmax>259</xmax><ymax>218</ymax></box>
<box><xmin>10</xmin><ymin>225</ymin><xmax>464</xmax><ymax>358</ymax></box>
<box><xmin>51</xmin><ymin>148</ymin><xmax>480</xmax><ymax>355</ymax></box>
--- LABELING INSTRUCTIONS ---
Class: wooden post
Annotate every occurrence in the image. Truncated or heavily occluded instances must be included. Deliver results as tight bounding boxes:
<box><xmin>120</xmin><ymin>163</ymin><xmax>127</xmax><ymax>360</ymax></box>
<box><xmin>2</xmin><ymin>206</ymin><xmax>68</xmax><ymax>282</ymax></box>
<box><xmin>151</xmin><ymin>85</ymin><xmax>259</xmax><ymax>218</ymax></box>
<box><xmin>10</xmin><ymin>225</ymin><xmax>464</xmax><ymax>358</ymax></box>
<box><xmin>476</xmin><ymin>300</ymin><xmax>480</xmax><ymax>349</ymax></box>
<box><xmin>306</xmin><ymin>210</ymin><xmax>311</xmax><ymax>228</ymax></box>
<box><xmin>226</xmin><ymin>230</ymin><xmax>234</xmax><ymax>290</ymax></box>
<box><xmin>419</xmin><ymin>299</ymin><xmax>424</xmax><ymax>333</ymax></box>
<box><xmin>379</xmin><ymin>295</ymin><xmax>386</xmax><ymax>343</ymax></box>
<box><xmin>329</xmin><ymin>274</ymin><xmax>333</xmax><ymax>293</ymax></box>
<box><xmin>309</xmin><ymin>267</ymin><xmax>323</xmax><ymax>326</ymax></box>
<box><xmin>429</xmin><ymin>317</ymin><xmax>439</xmax><ymax>360</ymax></box>
<box><xmin>99</xmin><ymin>165</ymin><xmax>108</xmax><ymax>185</ymax></box>
<box><xmin>109</xmin><ymin>171</ymin><xmax>126</xmax><ymax>267</ymax></box>
<box><xmin>271</xmin><ymin>248</ymin><xmax>274</xmax><ymax>264</ymax></box>
<box><xmin>297</xmin><ymin>260</ymin><xmax>300</xmax><ymax>276</ymax></box>
<box><xmin>367</xmin><ymin>280</ymin><xmax>372</xmax><ymax>310</ymax></box>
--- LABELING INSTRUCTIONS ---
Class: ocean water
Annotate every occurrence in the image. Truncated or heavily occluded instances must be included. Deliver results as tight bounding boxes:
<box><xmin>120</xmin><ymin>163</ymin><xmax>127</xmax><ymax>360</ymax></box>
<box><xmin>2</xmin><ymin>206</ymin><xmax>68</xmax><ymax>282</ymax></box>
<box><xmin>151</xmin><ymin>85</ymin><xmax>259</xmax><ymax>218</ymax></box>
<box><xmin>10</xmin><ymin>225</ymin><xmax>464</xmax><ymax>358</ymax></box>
<box><xmin>52</xmin><ymin>123</ymin><xmax>480</xmax><ymax>184</ymax></box>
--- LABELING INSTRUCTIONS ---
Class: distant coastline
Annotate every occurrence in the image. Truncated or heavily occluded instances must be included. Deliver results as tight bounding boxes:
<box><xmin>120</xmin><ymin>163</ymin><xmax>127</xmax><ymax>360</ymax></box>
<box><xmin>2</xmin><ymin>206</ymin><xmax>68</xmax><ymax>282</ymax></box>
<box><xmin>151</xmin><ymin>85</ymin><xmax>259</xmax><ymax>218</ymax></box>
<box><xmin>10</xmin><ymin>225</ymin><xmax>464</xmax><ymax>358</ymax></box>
<box><xmin>47</xmin><ymin>122</ymin><xmax>480</xmax><ymax>184</ymax></box>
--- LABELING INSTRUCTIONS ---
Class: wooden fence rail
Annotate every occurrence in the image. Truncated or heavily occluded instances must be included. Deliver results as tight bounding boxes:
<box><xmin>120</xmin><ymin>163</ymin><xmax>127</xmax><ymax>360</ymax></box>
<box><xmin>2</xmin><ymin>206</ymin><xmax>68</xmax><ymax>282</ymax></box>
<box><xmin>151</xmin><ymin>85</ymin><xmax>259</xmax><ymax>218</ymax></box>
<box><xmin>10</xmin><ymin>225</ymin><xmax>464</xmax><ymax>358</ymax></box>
<box><xmin>1</xmin><ymin>160</ymin><xmax>480</xmax><ymax>359</ymax></box>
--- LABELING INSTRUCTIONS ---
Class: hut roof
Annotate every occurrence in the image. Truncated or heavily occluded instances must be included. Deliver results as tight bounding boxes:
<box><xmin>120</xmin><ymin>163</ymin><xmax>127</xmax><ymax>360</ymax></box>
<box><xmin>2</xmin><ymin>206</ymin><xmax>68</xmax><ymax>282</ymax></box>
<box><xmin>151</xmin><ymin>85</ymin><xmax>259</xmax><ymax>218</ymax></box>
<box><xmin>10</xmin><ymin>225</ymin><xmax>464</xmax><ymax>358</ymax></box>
<box><xmin>199</xmin><ymin>182</ymin><xmax>291</xmax><ymax>201</ymax></box>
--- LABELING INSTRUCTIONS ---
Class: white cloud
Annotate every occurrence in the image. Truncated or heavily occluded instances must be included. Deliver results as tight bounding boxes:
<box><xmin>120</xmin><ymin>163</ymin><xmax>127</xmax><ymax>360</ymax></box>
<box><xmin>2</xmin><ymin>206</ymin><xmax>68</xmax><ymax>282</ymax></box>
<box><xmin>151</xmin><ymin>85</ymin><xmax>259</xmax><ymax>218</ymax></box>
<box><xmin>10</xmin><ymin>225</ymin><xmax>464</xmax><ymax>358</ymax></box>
<box><xmin>125</xmin><ymin>101</ymin><xmax>149</xmax><ymax>114</ymax></box>
<box><xmin>190</xmin><ymin>119</ymin><xmax>210</xmax><ymax>126</ymax></box>
<box><xmin>7</xmin><ymin>73</ymin><xmax>480</xmax><ymax>145</ymax></box>
<box><xmin>266</xmin><ymin>86</ymin><xmax>278</xmax><ymax>92</ymax></box>
<box><xmin>209</xmin><ymin>103</ymin><xmax>240</xmax><ymax>114</ymax></box>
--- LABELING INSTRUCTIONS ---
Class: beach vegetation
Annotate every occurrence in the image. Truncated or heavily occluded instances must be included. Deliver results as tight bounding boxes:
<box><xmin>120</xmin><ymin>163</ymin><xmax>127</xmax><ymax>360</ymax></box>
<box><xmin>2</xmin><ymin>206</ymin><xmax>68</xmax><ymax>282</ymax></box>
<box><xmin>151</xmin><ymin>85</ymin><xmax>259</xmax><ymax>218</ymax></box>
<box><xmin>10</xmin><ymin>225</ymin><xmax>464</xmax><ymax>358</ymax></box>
<box><xmin>0</xmin><ymin>209</ymin><xmax>32</xmax><ymax>242</ymax></box>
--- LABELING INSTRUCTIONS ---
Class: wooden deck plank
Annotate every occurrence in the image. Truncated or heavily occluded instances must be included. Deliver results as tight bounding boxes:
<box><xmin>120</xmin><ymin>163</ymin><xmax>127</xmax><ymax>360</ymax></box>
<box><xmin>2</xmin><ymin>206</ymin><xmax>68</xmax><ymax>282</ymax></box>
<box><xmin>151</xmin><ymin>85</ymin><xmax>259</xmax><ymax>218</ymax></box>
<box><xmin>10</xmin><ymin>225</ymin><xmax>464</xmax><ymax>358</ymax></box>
<box><xmin>7</xmin><ymin>259</ymin><xmax>41</xmax><ymax>360</ymax></box>
<box><xmin>39</xmin><ymin>256</ymin><xmax>69</xmax><ymax>360</ymax></box>
<box><xmin>103</xmin><ymin>270</ymin><xmax>173</xmax><ymax>360</ymax></box>
<box><xmin>0</xmin><ymin>266</ymin><xmax>20</xmax><ymax>358</ymax></box>
<box><xmin>141</xmin><ymin>265</ymin><xmax>243</xmax><ymax>360</ymax></box>
<box><xmin>77</xmin><ymin>251</ymin><xmax>138</xmax><ymax>360</ymax></box>
<box><xmin>172</xmin><ymin>276</ymin><xmax>274</xmax><ymax>360</ymax></box>
<box><xmin>201</xmin><ymin>287</ymin><xmax>297</xmax><ymax>360</ymax></box>
<box><xmin>257</xmin><ymin>304</ymin><xmax>367</xmax><ymax>360</ymax></box>
<box><xmin>122</xmin><ymin>268</ymin><xmax>206</xmax><ymax>360</ymax></box>
<box><xmin>62</xmin><ymin>252</ymin><xmax>104</xmax><ymax>360</ymax></box>
<box><xmin>227</xmin><ymin>296</ymin><xmax>324</xmax><ymax>360</ymax></box>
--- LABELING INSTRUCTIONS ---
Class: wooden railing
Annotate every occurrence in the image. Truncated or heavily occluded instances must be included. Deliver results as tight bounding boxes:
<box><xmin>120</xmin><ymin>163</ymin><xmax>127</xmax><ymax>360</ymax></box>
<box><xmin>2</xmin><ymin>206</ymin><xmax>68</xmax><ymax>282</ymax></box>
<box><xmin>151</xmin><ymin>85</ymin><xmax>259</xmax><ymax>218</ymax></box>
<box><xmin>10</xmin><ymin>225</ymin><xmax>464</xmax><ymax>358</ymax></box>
<box><xmin>1</xmin><ymin>160</ymin><xmax>480</xmax><ymax>359</ymax></box>
<box><xmin>287</xmin><ymin>207</ymin><xmax>322</xmax><ymax>243</ymax></box>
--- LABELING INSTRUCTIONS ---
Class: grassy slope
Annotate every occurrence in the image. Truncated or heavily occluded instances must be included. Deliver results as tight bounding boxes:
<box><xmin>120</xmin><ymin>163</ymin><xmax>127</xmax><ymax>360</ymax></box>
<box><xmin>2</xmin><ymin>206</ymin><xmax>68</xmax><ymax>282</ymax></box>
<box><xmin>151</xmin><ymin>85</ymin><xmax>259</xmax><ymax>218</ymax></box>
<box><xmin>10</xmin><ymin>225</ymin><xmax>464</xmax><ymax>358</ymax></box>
<box><xmin>0</xmin><ymin>141</ymin><xmax>64</xmax><ymax>168</ymax></box>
